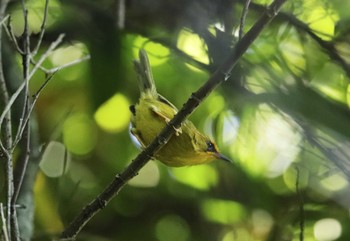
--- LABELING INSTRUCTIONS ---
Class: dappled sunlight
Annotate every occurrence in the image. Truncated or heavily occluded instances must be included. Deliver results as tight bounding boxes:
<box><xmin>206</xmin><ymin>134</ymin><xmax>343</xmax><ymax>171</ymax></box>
<box><xmin>300</xmin><ymin>1</ymin><xmax>339</xmax><ymax>40</ymax></box>
<box><xmin>279</xmin><ymin>26</ymin><xmax>306</xmax><ymax>75</ymax></box>
<box><xmin>177</xmin><ymin>29</ymin><xmax>209</xmax><ymax>68</ymax></box>
<box><xmin>310</xmin><ymin>63</ymin><xmax>347</xmax><ymax>103</ymax></box>
<box><xmin>236</xmin><ymin>104</ymin><xmax>301</xmax><ymax>177</ymax></box>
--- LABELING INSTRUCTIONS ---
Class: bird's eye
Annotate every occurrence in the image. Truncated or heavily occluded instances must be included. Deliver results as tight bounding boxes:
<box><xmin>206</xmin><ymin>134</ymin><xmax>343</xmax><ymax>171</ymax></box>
<box><xmin>129</xmin><ymin>105</ymin><xmax>136</xmax><ymax>115</ymax></box>
<box><xmin>206</xmin><ymin>141</ymin><xmax>217</xmax><ymax>152</ymax></box>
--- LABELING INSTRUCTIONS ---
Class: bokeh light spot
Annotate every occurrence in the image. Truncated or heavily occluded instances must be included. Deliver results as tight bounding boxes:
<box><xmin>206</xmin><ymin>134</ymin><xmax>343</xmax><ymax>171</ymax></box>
<box><xmin>171</xmin><ymin>165</ymin><xmax>217</xmax><ymax>190</ymax></box>
<box><xmin>314</xmin><ymin>218</ymin><xmax>342</xmax><ymax>241</ymax></box>
<box><xmin>155</xmin><ymin>215</ymin><xmax>190</xmax><ymax>241</ymax></box>
<box><xmin>50</xmin><ymin>43</ymin><xmax>87</xmax><ymax>66</ymax></box>
<box><xmin>251</xmin><ymin>209</ymin><xmax>274</xmax><ymax>238</ymax></box>
<box><xmin>128</xmin><ymin>161</ymin><xmax>160</xmax><ymax>188</ymax></box>
<box><xmin>201</xmin><ymin>199</ymin><xmax>245</xmax><ymax>224</ymax></box>
<box><xmin>177</xmin><ymin>29</ymin><xmax>209</xmax><ymax>66</ymax></box>
<box><xmin>320</xmin><ymin>173</ymin><xmax>348</xmax><ymax>192</ymax></box>
<box><xmin>133</xmin><ymin>36</ymin><xmax>170</xmax><ymax>66</ymax></box>
<box><xmin>94</xmin><ymin>93</ymin><xmax>131</xmax><ymax>133</ymax></box>
<box><xmin>40</xmin><ymin>141</ymin><xmax>70</xmax><ymax>178</ymax></box>
<box><xmin>63</xmin><ymin>113</ymin><xmax>96</xmax><ymax>155</ymax></box>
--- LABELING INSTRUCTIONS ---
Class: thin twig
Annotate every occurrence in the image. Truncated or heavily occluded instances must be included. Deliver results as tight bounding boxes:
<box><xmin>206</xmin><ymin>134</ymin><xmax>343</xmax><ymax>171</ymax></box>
<box><xmin>60</xmin><ymin>0</ymin><xmax>287</xmax><ymax>239</ymax></box>
<box><xmin>239</xmin><ymin>0</ymin><xmax>252</xmax><ymax>39</ymax></box>
<box><xmin>0</xmin><ymin>203</ymin><xmax>9</xmax><ymax>241</ymax></box>
<box><xmin>116</xmin><ymin>0</ymin><xmax>125</xmax><ymax>29</ymax></box>
<box><xmin>0</xmin><ymin>34</ymin><xmax>65</xmax><ymax>135</ymax></box>
<box><xmin>17</xmin><ymin>0</ymin><xmax>31</xmax><ymax>151</ymax></box>
<box><xmin>0</xmin><ymin>0</ymin><xmax>10</xmax><ymax>17</ymax></box>
<box><xmin>249</xmin><ymin>1</ymin><xmax>350</xmax><ymax>79</ymax></box>
<box><xmin>7</xmin><ymin>1</ymin><xmax>32</xmax><ymax>239</ymax></box>
<box><xmin>13</xmin><ymin>72</ymin><xmax>57</xmax><ymax>148</ymax></box>
<box><xmin>10</xmin><ymin>71</ymin><xmax>56</xmax><ymax>205</ymax></box>
<box><xmin>31</xmin><ymin>55</ymin><xmax>91</xmax><ymax>74</ymax></box>
<box><xmin>31</xmin><ymin>0</ymin><xmax>50</xmax><ymax>56</ymax></box>
<box><xmin>0</xmin><ymin>14</ymin><xmax>9</xmax><ymax>25</ymax></box>
<box><xmin>4</xmin><ymin>17</ymin><xmax>24</xmax><ymax>55</ymax></box>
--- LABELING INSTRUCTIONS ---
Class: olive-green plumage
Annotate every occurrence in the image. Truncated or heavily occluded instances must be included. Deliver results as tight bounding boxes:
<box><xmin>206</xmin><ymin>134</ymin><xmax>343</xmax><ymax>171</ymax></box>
<box><xmin>130</xmin><ymin>49</ymin><xmax>230</xmax><ymax>167</ymax></box>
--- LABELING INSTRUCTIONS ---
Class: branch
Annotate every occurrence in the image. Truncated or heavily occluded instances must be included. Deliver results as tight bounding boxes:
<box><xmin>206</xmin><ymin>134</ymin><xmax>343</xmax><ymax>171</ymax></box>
<box><xmin>12</xmin><ymin>72</ymin><xmax>56</xmax><ymax>203</ymax></box>
<box><xmin>285</xmin><ymin>15</ymin><xmax>350</xmax><ymax>78</ymax></box>
<box><xmin>0</xmin><ymin>203</ymin><xmax>9</xmax><ymax>241</ymax></box>
<box><xmin>0</xmin><ymin>34</ymin><xmax>65</xmax><ymax>135</ymax></box>
<box><xmin>115</xmin><ymin>0</ymin><xmax>125</xmax><ymax>29</ymax></box>
<box><xmin>249</xmin><ymin>1</ymin><xmax>350</xmax><ymax>79</ymax></box>
<box><xmin>0</xmin><ymin>14</ymin><xmax>9</xmax><ymax>25</ymax></box>
<box><xmin>0</xmin><ymin>2</ymin><xmax>14</xmax><ymax>240</ymax></box>
<box><xmin>31</xmin><ymin>0</ymin><xmax>50</xmax><ymax>56</ymax></box>
<box><xmin>4</xmin><ymin>17</ymin><xmax>25</xmax><ymax>55</ymax></box>
<box><xmin>60</xmin><ymin>0</ymin><xmax>287</xmax><ymax>239</ymax></box>
<box><xmin>31</xmin><ymin>55</ymin><xmax>91</xmax><ymax>75</ymax></box>
<box><xmin>239</xmin><ymin>0</ymin><xmax>252</xmax><ymax>40</ymax></box>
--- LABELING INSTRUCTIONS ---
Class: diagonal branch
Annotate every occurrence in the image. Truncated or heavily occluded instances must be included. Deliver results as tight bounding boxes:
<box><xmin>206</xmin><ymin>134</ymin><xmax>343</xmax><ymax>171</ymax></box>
<box><xmin>60</xmin><ymin>0</ymin><xmax>287</xmax><ymax>239</ymax></box>
<box><xmin>248</xmin><ymin>1</ymin><xmax>350</xmax><ymax>79</ymax></box>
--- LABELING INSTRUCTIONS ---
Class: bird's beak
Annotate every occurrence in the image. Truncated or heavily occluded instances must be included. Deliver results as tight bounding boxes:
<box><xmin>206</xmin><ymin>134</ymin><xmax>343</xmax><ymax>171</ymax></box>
<box><xmin>215</xmin><ymin>152</ymin><xmax>232</xmax><ymax>163</ymax></box>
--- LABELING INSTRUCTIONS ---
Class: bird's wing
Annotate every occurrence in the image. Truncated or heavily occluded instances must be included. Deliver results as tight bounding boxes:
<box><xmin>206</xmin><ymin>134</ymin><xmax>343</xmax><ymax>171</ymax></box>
<box><xmin>150</xmin><ymin>102</ymin><xmax>183</xmax><ymax>136</ymax></box>
<box><xmin>157</xmin><ymin>94</ymin><xmax>178</xmax><ymax>111</ymax></box>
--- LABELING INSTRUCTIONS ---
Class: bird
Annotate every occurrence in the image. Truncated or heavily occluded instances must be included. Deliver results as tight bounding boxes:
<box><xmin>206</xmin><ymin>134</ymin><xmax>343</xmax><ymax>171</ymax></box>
<box><xmin>129</xmin><ymin>49</ymin><xmax>231</xmax><ymax>167</ymax></box>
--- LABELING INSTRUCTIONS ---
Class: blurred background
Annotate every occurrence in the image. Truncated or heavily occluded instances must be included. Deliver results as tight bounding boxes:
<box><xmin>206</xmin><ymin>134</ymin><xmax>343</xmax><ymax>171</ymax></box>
<box><xmin>2</xmin><ymin>0</ymin><xmax>350</xmax><ymax>240</ymax></box>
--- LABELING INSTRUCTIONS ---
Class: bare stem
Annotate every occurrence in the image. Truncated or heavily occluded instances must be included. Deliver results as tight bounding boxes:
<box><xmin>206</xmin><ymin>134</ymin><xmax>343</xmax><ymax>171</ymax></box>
<box><xmin>0</xmin><ymin>203</ymin><xmax>9</xmax><ymax>241</ymax></box>
<box><xmin>0</xmin><ymin>1</ymin><xmax>14</xmax><ymax>239</ymax></box>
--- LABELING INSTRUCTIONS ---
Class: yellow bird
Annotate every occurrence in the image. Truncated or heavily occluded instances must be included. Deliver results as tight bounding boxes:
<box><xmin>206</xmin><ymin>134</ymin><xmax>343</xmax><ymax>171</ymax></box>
<box><xmin>130</xmin><ymin>49</ymin><xmax>231</xmax><ymax>167</ymax></box>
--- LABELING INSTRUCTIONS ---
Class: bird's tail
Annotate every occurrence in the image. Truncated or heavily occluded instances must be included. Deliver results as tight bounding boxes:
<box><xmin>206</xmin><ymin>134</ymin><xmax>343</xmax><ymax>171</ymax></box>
<box><xmin>133</xmin><ymin>49</ymin><xmax>157</xmax><ymax>98</ymax></box>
